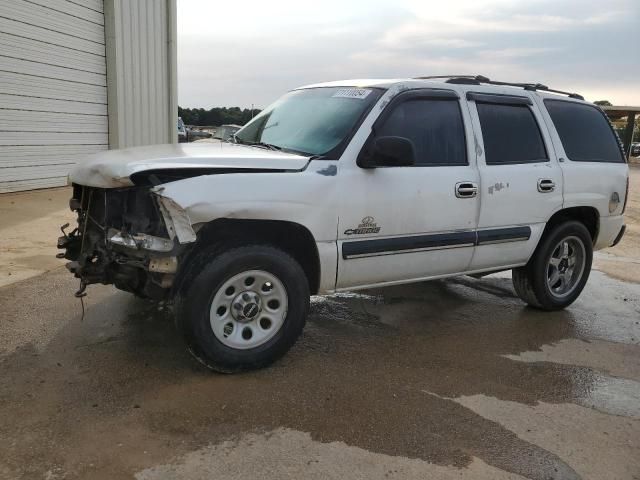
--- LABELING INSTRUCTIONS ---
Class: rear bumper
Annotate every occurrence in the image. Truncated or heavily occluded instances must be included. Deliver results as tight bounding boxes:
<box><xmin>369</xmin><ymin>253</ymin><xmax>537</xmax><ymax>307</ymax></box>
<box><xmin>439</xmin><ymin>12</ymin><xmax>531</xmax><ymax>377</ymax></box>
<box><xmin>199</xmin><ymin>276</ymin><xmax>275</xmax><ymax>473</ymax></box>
<box><xmin>594</xmin><ymin>215</ymin><xmax>625</xmax><ymax>250</ymax></box>
<box><xmin>610</xmin><ymin>225</ymin><xmax>626</xmax><ymax>247</ymax></box>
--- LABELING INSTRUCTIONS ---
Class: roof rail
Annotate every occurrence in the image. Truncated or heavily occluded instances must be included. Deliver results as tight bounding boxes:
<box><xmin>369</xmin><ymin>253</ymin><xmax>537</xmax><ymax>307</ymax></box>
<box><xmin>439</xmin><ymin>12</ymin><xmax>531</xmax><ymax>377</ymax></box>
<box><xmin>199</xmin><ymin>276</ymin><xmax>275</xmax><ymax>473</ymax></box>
<box><xmin>413</xmin><ymin>74</ymin><xmax>584</xmax><ymax>100</ymax></box>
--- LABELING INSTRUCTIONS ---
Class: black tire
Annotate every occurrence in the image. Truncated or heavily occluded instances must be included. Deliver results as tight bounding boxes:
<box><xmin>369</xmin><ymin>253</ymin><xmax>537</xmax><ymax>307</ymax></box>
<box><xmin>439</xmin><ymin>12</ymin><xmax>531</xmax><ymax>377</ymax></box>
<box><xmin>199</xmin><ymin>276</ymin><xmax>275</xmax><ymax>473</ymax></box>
<box><xmin>175</xmin><ymin>244</ymin><xmax>309</xmax><ymax>373</ymax></box>
<box><xmin>512</xmin><ymin>221</ymin><xmax>593</xmax><ymax>311</ymax></box>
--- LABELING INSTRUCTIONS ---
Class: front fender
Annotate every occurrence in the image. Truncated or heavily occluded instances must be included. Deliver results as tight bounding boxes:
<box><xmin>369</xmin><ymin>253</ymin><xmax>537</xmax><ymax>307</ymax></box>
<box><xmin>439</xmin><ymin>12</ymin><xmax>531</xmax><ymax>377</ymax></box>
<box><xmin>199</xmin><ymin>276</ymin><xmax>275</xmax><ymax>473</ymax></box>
<box><xmin>151</xmin><ymin>162</ymin><xmax>340</xmax><ymax>243</ymax></box>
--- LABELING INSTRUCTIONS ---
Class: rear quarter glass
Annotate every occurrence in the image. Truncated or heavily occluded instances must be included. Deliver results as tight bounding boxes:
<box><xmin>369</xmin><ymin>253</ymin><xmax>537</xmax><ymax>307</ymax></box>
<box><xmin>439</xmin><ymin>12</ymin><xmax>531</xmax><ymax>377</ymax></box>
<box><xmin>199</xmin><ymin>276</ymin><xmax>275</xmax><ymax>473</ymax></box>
<box><xmin>544</xmin><ymin>100</ymin><xmax>625</xmax><ymax>163</ymax></box>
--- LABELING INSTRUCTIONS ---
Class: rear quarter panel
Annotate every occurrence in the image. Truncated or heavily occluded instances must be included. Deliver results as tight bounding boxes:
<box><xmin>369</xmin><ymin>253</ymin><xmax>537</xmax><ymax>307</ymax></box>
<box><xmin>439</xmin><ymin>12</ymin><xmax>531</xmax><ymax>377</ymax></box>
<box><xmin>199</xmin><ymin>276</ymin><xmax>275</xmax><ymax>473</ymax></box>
<box><xmin>533</xmin><ymin>94</ymin><xmax>629</xmax><ymax>246</ymax></box>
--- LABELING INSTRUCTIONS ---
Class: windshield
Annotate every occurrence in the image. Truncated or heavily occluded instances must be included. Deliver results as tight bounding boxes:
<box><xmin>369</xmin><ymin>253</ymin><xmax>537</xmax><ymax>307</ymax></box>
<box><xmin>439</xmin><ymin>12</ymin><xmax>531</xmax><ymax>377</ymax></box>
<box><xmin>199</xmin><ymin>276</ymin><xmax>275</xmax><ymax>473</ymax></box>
<box><xmin>235</xmin><ymin>87</ymin><xmax>382</xmax><ymax>156</ymax></box>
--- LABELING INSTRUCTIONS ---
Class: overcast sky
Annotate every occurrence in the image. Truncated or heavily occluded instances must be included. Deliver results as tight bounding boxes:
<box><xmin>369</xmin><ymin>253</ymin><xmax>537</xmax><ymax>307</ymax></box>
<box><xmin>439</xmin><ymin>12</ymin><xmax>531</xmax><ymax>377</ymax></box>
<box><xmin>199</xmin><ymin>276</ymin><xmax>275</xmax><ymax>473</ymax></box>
<box><xmin>177</xmin><ymin>0</ymin><xmax>639</xmax><ymax>109</ymax></box>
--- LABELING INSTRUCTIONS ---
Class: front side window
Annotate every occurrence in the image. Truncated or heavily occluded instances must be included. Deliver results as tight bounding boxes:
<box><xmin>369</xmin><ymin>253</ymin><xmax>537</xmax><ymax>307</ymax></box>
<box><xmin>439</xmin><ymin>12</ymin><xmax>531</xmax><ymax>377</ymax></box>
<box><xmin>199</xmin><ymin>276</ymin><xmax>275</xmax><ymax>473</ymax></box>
<box><xmin>235</xmin><ymin>87</ymin><xmax>383</xmax><ymax>157</ymax></box>
<box><xmin>476</xmin><ymin>103</ymin><xmax>548</xmax><ymax>165</ymax></box>
<box><xmin>544</xmin><ymin>100</ymin><xmax>624</xmax><ymax>163</ymax></box>
<box><xmin>375</xmin><ymin>98</ymin><xmax>467</xmax><ymax>166</ymax></box>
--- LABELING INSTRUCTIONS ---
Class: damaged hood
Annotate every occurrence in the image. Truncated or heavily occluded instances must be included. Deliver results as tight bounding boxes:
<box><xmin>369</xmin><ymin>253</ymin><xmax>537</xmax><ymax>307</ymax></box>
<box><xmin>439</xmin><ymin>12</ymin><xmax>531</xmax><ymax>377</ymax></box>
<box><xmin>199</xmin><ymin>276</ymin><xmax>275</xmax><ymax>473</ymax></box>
<box><xmin>69</xmin><ymin>142</ymin><xmax>312</xmax><ymax>188</ymax></box>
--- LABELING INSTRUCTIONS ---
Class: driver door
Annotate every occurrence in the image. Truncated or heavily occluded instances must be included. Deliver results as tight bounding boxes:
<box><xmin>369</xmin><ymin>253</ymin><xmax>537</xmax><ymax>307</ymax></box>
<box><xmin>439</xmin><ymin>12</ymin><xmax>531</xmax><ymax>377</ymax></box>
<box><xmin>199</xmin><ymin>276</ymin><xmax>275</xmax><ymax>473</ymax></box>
<box><xmin>336</xmin><ymin>89</ymin><xmax>480</xmax><ymax>289</ymax></box>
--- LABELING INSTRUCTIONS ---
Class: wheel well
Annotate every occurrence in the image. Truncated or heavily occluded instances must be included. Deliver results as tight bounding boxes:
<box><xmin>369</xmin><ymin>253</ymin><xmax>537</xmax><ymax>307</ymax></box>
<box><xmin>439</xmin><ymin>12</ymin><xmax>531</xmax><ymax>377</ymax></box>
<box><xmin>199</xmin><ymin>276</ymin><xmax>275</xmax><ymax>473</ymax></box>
<box><xmin>544</xmin><ymin>207</ymin><xmax>599</xmax><ymax>243</ymax></box>
<box><xmin>191</xmin><ymin>218</ymin><xmax>321</xmax><ymax>294</ymax></box>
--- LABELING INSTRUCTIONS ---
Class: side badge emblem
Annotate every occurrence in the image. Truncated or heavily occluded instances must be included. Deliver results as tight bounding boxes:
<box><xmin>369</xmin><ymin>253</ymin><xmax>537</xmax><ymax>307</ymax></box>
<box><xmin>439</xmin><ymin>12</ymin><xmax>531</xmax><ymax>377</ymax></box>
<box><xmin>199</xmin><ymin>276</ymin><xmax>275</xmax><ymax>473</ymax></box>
<box><xmin>344</xmin><ymin>217</ymin><xmax>381</xmax><ymax>235</ymax></box>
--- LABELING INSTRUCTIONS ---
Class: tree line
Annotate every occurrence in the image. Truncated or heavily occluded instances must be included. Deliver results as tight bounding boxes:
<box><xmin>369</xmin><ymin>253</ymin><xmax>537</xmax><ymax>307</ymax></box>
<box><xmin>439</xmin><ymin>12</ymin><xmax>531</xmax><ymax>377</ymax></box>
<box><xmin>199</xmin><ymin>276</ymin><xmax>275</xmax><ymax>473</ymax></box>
<box><xmin>178</xmin><ymin>106</ymin><xmax>261</xmax><ymax>126</ymax></box>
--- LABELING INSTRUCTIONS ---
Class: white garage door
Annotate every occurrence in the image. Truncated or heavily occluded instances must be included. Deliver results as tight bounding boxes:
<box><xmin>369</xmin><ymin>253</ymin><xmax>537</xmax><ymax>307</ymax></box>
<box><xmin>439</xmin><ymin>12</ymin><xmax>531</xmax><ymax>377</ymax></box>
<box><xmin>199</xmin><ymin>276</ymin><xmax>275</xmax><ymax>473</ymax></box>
<box><xmin>0</xmin><ymin>0</ymin><xmax>107</xmax><ymax>193</ymax></box>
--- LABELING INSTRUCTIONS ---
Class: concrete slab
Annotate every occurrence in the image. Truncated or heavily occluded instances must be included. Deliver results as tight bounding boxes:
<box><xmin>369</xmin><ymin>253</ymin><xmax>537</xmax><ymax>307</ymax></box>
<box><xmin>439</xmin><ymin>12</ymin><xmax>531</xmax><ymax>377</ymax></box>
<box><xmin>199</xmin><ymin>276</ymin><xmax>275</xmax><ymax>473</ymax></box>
<box><xmin>0</xmin><ymin>187</ymin><xmax>73</xmax><ymax>287</ymax></box>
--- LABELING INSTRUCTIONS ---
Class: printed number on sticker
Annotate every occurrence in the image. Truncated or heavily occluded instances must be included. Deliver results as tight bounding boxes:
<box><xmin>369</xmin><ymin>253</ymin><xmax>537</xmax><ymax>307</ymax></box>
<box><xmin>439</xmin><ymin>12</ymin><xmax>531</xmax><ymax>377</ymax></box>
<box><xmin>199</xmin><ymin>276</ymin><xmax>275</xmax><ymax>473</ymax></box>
<box><xmin>332</xmin><ymin>88</ymin><xmax>372</xmax><ymax>99</ymax></box>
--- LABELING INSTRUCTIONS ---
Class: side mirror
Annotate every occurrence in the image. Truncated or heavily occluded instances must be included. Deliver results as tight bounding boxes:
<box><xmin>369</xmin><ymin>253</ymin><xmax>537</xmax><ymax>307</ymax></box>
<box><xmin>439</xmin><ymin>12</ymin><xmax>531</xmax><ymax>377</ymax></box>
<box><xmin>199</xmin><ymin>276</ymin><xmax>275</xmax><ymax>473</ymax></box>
<box><xmin>359</xmin><ymin>136</ymin><xmax>416</xmax><ymax>168</ymax></box>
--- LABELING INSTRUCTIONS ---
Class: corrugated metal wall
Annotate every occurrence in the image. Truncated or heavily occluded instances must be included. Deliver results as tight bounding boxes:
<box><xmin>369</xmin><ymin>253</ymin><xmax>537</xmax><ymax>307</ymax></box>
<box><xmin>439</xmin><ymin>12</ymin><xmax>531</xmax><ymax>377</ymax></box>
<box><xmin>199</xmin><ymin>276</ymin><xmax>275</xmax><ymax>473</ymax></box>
<box><xmin>0</xmin><ymin>0</ymin><xmax>177</xmax><ymax>193</ymax></box>
<box><xmin>0</xmin><ymin>0</ymin><xmax>108</xmax><ymax>193</ymax></box>
<box><xmin>104</xmin><ymin>0</ymin><xmax>177</xmax><ymax>149</ymax></box>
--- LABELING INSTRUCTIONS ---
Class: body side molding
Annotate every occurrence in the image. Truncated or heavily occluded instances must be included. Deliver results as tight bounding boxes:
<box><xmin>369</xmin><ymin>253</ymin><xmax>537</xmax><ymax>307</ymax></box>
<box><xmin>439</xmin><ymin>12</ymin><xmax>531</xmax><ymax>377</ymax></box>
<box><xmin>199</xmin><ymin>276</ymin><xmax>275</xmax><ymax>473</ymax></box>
<box><xmin>342</xmin><ymin>226</ymin><xmax>532</xmax><ymax>259</ymax></box>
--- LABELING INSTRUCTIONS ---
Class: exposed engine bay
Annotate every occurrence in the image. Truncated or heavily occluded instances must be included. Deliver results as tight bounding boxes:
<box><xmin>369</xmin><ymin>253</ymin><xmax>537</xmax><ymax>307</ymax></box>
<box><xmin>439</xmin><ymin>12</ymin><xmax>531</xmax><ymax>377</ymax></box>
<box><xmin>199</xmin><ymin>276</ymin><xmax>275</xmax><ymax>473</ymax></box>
<box><xmin>57</xmin><ymin>184</ymin><xmax>191</xmax><ymax>299</ymax></box>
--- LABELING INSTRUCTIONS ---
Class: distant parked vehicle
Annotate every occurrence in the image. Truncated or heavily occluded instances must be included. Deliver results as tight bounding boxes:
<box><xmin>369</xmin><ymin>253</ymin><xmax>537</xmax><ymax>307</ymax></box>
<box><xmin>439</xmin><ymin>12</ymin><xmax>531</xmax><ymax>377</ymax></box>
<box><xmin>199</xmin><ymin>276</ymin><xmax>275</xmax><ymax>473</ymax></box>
<box><xmin>631</xmin><ymin>142</ymin><xmax>640</xmax><ymax>157</ymax></box>
<box><xmin>178</xmin><ymin>117</ymin><xmax>188</xmax><ymax>143</ymax></box>
<box><xmin>187</xmin><ymin>128</ymin><xmax>213</xmax><ymax>141</ymax></box>
<box><xmin>214</xmin><ymin>124</ymin><xmax>242</xmax><ymax>142</ymax></box>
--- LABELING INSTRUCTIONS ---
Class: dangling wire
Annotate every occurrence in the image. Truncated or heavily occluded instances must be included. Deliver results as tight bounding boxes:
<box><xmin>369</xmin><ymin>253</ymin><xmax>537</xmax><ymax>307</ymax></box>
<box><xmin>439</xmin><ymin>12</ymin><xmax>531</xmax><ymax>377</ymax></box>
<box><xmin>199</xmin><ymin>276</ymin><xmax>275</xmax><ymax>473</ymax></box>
<box><xmin>74</xmin><ymin>187</ymin><xmax>90</xmax><ymax>323</ymax></box>
<box><xmin>75</xmin><ymin>279</ymin><xmax>87</xmax><ymax>322</ymax></box>
<box><xmin>79</xmin><ymin>294</ymin><xmax>86</xmax><ymax>322</ymax></box>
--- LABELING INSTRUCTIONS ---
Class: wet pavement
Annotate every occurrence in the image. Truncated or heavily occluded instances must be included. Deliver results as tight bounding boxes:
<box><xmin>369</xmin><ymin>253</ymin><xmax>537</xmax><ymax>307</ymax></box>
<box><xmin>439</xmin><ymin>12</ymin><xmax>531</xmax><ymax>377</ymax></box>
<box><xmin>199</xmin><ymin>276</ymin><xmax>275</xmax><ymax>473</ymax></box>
<box><xmin>1</xmin><ymin>266</ymin><xmax>639</xmax><ymax>479</ymax></box>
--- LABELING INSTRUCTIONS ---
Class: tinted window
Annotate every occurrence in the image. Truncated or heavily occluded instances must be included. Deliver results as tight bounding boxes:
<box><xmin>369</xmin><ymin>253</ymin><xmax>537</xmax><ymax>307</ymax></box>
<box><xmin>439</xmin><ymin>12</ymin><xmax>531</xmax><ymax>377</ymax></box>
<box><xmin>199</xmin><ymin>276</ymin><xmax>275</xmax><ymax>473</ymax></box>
<box><xmin>376</xmin><ymin>99</ymin><xmax>467</xmax><ymax>166</ymax></box>
<box><xmin>476</xmin><ymin>103</ymin><xmax>547</xmax><ymax>165</ymax></box>
<box><xmin>544</xmin><ymin>100</ymin><xmax>624</xmax><ymax>163</ymax></box>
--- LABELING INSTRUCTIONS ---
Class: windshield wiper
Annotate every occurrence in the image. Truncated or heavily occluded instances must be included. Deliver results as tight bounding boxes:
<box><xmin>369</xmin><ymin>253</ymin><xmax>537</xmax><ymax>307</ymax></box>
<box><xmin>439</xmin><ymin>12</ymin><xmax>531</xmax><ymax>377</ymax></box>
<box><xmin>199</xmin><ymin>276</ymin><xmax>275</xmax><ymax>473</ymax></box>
<box><xmin>252</xmin><ymin>142</ymin><xmax>281</xmax><ymax>151</ymax></box>
<box><xmin>236</xmin><ymin>137</ymin><xmax>315</xmax><ymax>156</ymax></box>
<box><xmin>234</xmin><ymin>137</ymin><xmax>281</xmax><ymax>151</ymax></box>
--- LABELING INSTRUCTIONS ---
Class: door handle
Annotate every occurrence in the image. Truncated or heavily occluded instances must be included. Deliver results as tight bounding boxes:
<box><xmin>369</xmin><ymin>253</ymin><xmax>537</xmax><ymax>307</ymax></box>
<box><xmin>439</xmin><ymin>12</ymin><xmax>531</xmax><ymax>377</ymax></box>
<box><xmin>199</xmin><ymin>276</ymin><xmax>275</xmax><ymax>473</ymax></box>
<box><xmin>537</xmin><ymin>178</ymin><xmax>556</xmax><ymax>193</ymax></box>
<box><xmin>455</xmin><ymin>182</ymin><xmax>478</xmax><ymax>198</ymax></box>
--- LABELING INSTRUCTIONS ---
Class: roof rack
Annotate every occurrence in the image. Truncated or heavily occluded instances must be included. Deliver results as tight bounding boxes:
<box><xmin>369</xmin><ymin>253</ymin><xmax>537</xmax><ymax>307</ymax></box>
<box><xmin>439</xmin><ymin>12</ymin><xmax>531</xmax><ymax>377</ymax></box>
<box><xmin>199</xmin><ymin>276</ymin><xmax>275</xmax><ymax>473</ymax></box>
<box><xmin>413</xmin><ymin>75</ymin><xmax>584</xmax><ymax>100</ymax></box>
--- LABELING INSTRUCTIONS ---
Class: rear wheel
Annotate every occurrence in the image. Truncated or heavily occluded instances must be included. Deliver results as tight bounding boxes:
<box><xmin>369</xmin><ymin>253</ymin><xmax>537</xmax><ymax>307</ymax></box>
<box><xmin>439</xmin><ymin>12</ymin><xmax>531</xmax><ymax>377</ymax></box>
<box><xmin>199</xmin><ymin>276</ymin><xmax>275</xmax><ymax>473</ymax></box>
<box><xmin>176</xmin><ymin>245</ymin><xmax>309</xmax><ymax>372</ymax></box>
<box><xmin>512</xmin><ymin>221</ymin><xmax>592</xmax><ymax>310</ymax></box>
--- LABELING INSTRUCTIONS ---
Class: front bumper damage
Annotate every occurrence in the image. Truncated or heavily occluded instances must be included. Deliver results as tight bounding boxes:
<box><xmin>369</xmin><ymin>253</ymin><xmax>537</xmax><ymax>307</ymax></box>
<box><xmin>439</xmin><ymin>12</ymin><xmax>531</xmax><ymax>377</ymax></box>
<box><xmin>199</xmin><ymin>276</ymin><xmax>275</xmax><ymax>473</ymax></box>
<box><xmin>57</xmin><ymin>184</ymin><xmax>196</xmax><ymax>299</ymax></box>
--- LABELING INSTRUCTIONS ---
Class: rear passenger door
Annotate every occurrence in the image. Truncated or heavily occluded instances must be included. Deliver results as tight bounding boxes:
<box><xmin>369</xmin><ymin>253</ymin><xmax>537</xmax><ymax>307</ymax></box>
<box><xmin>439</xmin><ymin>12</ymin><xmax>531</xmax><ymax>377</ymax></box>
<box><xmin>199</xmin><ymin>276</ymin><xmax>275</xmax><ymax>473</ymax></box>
<box><xmin>466</xmin><ymin>92</ymin><xmax>563</xmax><ymax>271</ymax></box>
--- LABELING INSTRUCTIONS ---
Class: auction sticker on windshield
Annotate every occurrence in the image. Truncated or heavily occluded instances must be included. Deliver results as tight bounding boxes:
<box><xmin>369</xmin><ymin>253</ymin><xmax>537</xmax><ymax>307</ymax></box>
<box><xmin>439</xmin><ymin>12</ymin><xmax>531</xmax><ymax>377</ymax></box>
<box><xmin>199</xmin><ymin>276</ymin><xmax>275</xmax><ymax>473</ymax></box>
<box><xmin>332</xmin><ymin>88</ymin><xmax>372</xmax><ymax>99</ymax></box>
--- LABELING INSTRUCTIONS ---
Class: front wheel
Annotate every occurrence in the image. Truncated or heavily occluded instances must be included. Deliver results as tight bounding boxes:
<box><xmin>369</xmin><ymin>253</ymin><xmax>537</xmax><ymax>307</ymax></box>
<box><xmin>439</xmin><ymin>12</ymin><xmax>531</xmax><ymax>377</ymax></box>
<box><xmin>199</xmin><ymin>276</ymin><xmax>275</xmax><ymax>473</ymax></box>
<box><xmin>512</xmin><ymin>221</ymin><xmax>593</xmax><ymax>311</ymax></box>
<box><xmin>176</xmin><ymin>245</ymin><xmax>309</xmax><ymax>372</ymax></box>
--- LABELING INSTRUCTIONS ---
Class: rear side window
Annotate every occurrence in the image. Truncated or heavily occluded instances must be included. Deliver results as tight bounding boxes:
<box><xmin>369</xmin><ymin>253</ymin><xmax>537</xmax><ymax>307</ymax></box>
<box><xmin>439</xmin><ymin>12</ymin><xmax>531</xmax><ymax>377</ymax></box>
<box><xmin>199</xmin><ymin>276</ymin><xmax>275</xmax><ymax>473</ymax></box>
<box><xmin>376</xmin><ymin>99</ymin><xmax>467</xmax><ymax>166</ymax></box>
<box><xmin>544</xmin><ymin>100</ymin><xmax>624</xmax><ymax>163</ymax></box>
<box><xmin>476</xmin><ymin>103</ymin><xmax>548</xmax><ymax>165</ymax></box>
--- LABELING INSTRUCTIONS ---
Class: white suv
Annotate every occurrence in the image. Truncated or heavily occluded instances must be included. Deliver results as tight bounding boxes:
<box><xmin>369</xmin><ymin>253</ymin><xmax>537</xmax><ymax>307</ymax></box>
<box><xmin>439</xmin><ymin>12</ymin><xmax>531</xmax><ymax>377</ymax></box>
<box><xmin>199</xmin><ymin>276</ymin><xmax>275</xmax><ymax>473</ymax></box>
<box><xmin>59</xmin><ymin>76</ymin><xmax>629</xmax><ymax>372</ymax></box>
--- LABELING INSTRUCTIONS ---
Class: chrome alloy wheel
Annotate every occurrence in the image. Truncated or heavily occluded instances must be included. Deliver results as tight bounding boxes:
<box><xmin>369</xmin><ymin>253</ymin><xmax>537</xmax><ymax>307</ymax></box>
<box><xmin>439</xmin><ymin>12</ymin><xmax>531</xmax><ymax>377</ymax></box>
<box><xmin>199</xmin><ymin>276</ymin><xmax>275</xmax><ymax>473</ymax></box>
<box><xmin>546</xmin><ymin>236</ymin><xmax>586</xmax><ymax>299</ymax></box>
<box><xmin>209</xmin><ymin>270</ymin><xmax>288</xmax><ymax>349</ymax></box>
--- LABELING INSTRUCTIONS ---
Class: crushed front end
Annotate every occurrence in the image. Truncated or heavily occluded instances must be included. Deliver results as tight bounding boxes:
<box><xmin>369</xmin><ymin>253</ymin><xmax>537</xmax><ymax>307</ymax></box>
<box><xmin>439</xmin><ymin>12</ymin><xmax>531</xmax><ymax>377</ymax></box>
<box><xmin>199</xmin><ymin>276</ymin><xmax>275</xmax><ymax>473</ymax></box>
<box><xmin>58</xmin><ymin>184</ymin><xmax>195</xmax><ymax>299</ymax></box>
